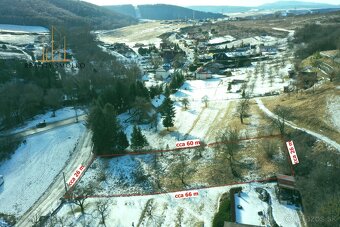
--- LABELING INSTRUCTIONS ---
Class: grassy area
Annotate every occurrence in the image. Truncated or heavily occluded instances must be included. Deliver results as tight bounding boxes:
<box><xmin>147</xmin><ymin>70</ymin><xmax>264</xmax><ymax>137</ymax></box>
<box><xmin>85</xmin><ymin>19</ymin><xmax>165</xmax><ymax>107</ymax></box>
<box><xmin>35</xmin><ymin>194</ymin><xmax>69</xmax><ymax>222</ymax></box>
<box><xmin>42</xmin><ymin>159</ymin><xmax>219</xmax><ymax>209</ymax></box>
<box><xmin>212</xmin><ymin>192</ymin><xmax>231</xmax><ymax>227</ymax></box>
<box><xmin>261</xmin><ymin>82</ymin><xmax>340</xmax><ymax>144</ymax></box>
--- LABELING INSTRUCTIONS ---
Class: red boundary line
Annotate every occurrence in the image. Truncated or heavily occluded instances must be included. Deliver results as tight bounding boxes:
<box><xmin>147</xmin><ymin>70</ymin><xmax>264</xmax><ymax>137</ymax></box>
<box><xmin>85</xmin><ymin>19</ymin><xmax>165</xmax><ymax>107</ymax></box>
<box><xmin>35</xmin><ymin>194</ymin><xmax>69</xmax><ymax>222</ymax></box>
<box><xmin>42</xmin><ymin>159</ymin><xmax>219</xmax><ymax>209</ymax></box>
<box><xmin>64</xmin><ymin>134</ymin><xmax>295</xmax><ymax>199</ymax></box>
<box><xmin>65</xmin><ymin>177</ymin><xmax>278</xmax><ymax>199</ymax></box>
<box><xmin>96</xmin><ymin>134</ymin><xmax>282</xmax><ymax>158</ymax></box>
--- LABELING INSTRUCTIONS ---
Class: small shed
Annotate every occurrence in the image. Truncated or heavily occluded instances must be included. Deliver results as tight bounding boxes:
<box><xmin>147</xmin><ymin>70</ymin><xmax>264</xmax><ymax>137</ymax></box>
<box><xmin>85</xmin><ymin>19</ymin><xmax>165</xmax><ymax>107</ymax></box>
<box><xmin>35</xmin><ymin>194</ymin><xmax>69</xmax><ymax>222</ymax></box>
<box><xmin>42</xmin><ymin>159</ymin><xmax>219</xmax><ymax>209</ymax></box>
<box><xmin>276</xmin><ymin>174</ymin><xmax>301</xmax><ymax>205</ymax></box>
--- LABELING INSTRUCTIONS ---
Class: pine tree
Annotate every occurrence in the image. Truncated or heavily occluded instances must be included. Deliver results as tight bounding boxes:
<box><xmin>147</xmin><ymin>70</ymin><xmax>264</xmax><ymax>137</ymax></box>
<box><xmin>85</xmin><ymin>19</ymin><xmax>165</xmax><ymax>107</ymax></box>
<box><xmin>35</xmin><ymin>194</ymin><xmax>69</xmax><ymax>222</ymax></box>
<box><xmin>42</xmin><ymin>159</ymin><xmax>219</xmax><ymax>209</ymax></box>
<box><xmin>161</xmin><ymin>97</ymin><xmax>175</xmax><ymax>130</ymax></box>
<box><xmin>87</xmin><ymin>102</ymin><xmax>129</xmax><ymax>155</ymax></box>
<box><xmin>131</xmin><ymin>125</ymin><xmax>149</xmax><ymax>150</ymax></box>
<box><xmin>164</xmin><ymin>85</ymin><xmax>171</xmax><ymax>97</ymax></box>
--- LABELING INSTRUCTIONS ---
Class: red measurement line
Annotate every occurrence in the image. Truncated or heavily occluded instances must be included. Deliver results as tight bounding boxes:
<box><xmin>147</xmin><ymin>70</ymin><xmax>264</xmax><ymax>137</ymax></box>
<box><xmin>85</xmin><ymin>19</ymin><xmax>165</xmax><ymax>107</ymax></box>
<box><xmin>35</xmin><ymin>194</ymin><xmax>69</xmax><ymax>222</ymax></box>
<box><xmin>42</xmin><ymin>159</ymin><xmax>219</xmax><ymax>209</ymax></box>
<box><xmin>96</xmin><ymin>134</ymin><xmax>282</xmax><ymax>158</ymax></box>
<box><xmin>64</xmin><ymin>134</ymin><xmax>292</xmax><ymax>199</ymax></box>
<box><xmin>64</xmin><ymin>177</ymin><xmax>279</xmax><ymax>199</ymax></box>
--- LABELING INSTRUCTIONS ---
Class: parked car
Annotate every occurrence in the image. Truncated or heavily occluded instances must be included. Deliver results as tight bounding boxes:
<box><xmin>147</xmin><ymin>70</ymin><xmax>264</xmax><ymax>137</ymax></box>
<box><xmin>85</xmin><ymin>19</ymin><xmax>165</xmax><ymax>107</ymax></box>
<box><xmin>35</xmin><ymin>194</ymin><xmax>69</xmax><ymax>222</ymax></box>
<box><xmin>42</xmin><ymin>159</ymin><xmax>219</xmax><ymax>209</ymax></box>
<box><xmin>0</xmin><ymin>175</ymin><xmax>4</xmax><ymax>186</ymax></box>
<box><xmin>36</xmin><ymin>120</ymin><xmax>46</xmax><ymax>128</ymax></box>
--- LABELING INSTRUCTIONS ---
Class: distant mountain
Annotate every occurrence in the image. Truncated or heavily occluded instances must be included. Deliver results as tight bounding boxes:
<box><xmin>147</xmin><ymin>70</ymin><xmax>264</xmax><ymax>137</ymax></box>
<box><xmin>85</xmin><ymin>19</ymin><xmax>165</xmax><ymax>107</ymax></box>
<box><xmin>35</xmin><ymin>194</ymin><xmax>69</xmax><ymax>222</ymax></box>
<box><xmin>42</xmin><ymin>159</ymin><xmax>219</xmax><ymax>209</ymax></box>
<box><xmin>105</xmin><ymin>4</ymin><xmax>137</xmax><ymax>18</ymax></box>
<box><xmin>188</xmin><ymin>6</ymin><xmax>252</xmax><ymax>14</ymax></box>
<box><xmin>0</xmin><ymin>0</ymin><xmax>137</xmax><ymax>30</ymax></box>
<box><xmin>188</xmin><ymin>1</ymin><xmax>339</xmax><ymax>14</ymax></box>
<box><xmin>258</xmin><ymin>1</ymin><xmax>339</xmax><ymax>10</ymax></box>
<box><xmin>105</xmin><ymin>4</ymin><xmax>225</xmax><ymax>20</ymax></box>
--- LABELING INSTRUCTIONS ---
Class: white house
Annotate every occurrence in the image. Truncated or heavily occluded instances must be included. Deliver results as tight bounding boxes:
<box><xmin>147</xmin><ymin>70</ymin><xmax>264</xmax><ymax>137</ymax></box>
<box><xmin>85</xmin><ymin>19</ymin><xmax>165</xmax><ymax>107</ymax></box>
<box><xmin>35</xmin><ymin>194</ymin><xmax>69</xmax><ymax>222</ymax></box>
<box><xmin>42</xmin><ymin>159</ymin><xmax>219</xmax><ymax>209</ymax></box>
<box><xmin>195</xmin><ymin>67</ymin><xmax>213</xmax><ymax>80</ymax></box>
<box><xmin>155</xmin><ymin>67</ymin><xmax>170</xmax><ymax>80</ymax></box>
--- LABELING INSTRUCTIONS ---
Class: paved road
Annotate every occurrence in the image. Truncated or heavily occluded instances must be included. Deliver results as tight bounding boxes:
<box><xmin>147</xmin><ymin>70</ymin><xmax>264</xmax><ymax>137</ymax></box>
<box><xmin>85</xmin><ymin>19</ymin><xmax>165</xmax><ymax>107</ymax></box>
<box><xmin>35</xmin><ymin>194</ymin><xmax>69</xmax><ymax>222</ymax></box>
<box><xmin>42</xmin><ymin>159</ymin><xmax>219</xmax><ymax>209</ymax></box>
<box><xmin>0</xmin><ymin>114</ymin><xmax>87</xmax><ymax>139</ymax></box>
<box><xmin>15</xmin><ymin>129</ymin><xmax>94</xmax><ymax>227</ymax></box>
<box><xmin>256</xmin><ymin>98</ymin><xmax>340</xmax><ymax>152</ymax></box>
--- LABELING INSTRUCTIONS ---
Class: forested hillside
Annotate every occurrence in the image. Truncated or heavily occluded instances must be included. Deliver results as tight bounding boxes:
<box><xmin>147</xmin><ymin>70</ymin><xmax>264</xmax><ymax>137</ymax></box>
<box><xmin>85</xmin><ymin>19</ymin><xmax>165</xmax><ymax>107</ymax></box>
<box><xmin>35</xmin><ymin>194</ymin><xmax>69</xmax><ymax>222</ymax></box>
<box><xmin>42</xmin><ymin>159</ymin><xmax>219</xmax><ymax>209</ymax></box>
<box><xmin>105</xmin><ymin>4</ymin><xmax>137</xmax><ymax>18</ymax></box>
<box><xmin>105</xmin><ymin>4</ymin><xmax>225</xmax><ymax>20</ymax></box>
<box><xmin>0</xmin><ymin>0</ymin><xmax>136</xmax><ymax>29</ymax></box>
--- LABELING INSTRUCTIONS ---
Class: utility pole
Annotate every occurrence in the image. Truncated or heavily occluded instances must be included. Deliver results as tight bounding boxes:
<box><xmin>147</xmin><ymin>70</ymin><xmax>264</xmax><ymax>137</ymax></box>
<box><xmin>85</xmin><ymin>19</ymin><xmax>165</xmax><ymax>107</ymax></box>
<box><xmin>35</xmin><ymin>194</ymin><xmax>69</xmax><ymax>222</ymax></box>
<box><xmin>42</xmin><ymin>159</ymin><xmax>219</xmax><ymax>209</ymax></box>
<box><xmin>51</xmin><ymin>26</ymin><xmax>54</xmax><ymax>61</ymax></box>
<box><xmin>62</xmin><ymin>172</ymin><xmax>68</xmax><ymax>194</ymax></box>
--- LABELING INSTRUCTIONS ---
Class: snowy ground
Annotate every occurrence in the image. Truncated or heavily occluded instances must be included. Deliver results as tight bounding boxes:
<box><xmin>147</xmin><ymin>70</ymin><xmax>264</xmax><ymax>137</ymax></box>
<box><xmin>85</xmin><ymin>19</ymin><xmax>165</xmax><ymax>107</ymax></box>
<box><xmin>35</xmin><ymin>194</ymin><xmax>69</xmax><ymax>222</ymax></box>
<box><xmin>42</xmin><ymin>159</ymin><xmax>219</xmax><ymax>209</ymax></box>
<box><xmin>0</xmin><ymin>123</ymin><xmax>85</xmax><ymax>217</ymax></box>
<box><xmin>95</xmin><ymin>21</ymin><xmax>186</xmax><ymax>50</ymax></box>
<box><xmin>327</xmin><ymin>95</ymin><xmax>340</xmax><ymax>132</ymax></box>
<box><xmin>0</xmin><ymin>24</ymin><xmax>49</xmax><ymax>33</ymax></box>
<box><xmin>54</xmin><ymin>182</ymin><xmax>300</xmax><ymax>227</ymax></box>
<box><xmin>0</xmin><ymin>33</ymin><xmax>38</xmax><ymax>45</ymax></box>
<box><xmin>235</xmin><ymin>183</ymin><xmax>300</xmax><ymax>226</ymax></box>
<box><xmin>54</xmin><ymin>182</ymin><xmax>235</xmax><ymax>227</ymax></box>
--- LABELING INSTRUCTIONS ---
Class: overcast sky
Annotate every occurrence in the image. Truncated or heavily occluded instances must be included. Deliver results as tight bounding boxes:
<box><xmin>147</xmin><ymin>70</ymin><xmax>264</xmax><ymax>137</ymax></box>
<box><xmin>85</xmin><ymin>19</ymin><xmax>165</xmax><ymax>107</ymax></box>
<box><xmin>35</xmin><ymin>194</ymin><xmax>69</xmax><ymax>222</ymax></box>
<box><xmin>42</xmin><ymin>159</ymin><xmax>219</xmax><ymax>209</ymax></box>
<box><xmin>82</xmin><ymin>0</ymin><xmax>339</xmax><ymax>7</ymax></box>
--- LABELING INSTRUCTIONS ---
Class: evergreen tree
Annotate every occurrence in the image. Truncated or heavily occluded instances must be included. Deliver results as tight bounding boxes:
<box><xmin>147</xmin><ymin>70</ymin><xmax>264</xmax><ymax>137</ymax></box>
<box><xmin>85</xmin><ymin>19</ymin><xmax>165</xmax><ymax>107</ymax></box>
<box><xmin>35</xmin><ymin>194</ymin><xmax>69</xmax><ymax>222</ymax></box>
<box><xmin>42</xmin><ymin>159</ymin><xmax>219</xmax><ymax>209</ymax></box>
<box><xmin>87</xmin><ymin>102</ymin><xmax>129</xmax><ymax>155</ymax></box>
<box><xmin>130</xmin><ymin>125</ymin><xmax>149</xmax><ymax>150</ymax></box>
<box><xmin>169</xmin><ymin>71</ymin><xmax>185</xmax><ymax>92</ymax></box>
<box><xmin>164</xmin><ymin>85</ymin><xmax>171</xmax><ymax>97</ymax></box>
<box><xmin>161</xmin><ymin>97</ymin><xmax>175</xmax><ymax>130</ymax></box>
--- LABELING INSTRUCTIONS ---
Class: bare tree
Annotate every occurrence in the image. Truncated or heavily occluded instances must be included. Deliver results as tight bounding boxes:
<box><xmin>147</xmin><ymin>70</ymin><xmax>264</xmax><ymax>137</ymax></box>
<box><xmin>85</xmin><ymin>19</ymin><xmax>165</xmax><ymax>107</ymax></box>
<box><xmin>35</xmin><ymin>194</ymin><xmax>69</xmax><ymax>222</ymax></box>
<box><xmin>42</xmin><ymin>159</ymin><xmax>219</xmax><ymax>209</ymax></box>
<box><xmin>175</xmin><ymin>208</ymin><xmax>184</xmax><ymax>227</ymax></box>
<box><xmin>49</xmin><ymin>216</ymin><xmax>67</xmax><ymax>227</ymax></box>
<box><xmin>44</xmin><ymin>88</ymin><xmax>63</xmax><ymax>117</ymax></box>
<box><xmin>96</xmin><ymin>200</ymin><xmax>110</xmax><ymax>226</ymax></box>
<box><xmin>218</xmin><ymin>128</ymin><xmax>241</xmax><ymax>177</ymax></box>
<box><xmin>72</xmin><ymin>185</ymin><xmax>94</xmax><ymax>215</ymax></box>
<box><xmin>29</xmin><ymin>211</ymin><xmax>41</xmax><ymax>226</ymax></box>
<box><xmin>132</xmin><ymin>97</ymin><xmax>153</xmax><ymax>123</ymax></box>
<box><xmin>329</xmin><ymin>68</ymin><xmax>339</xmax><ymax>82</ymax></box>
<box><xmin>272</xmin><ymin>105</ymin><xmax>293</xmax><ymax>136</ymax></box>
<box><xmin>195</xmin><ymin>141</ymin><xmax>206</xmax><ymax>158</ymax></box>
<box><xmin>150</xmin><ymin>112</ymin><xmax>159</xmax><ymax>132</ymax></box>
<box><xmin>173</xmin><ymin>154</ymin><xmax>195</xmax><ymax>186</ymax></box>
<box><xmin>236</xmin><ymin>97</ymin><xmax>250</xmax><ymax>124</ymax></box>
<box><xmin>201</xmin><ymin>95</ymin><xmax>209</xmax><ymax>108</ymax></box>
<box><xmin>180</xmin><ymin>98</ymin><xmax>190</xmax><ymax>110</ymax></box>
<box><xmin>151</xmin><ymin>55</ymin><xmax>163</xmax><ymax>69</ymax></box>
<box><xmin>261</xmin><ymin>140</ymin><xmax>276</xmax><ymax>160</ymax></box>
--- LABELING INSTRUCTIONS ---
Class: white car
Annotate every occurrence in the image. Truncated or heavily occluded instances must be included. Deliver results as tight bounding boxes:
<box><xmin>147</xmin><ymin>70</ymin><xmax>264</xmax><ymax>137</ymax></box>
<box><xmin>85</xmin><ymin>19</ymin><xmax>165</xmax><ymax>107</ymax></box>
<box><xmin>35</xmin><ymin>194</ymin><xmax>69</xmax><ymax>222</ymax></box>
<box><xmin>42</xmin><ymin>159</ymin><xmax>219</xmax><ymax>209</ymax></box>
<box><xmin>0</xmin><ymin>175</ymin><xmax>4</xmax><ymax>186</ymax></box>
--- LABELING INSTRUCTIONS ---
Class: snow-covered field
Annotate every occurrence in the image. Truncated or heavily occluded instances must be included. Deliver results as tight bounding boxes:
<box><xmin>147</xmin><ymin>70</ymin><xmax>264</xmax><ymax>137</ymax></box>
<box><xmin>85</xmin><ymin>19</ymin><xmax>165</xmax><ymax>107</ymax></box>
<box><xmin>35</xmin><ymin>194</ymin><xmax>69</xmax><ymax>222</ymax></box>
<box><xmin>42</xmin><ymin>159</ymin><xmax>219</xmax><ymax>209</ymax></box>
<box><xmin>0</xmin><ymin>123</ymin><xmax>85</xmax><ymax>216</ymax></box>
<box><xmin>54</xmin><ymin>182</ymin><xmax>300</xmax><ymax>227</ymax></box>
<box><xmin>95</xmin><ymin>21</ymin><xmax>186</xmax><ymax>50</ymax></box>
<box><xmin>0</xmin><ymin>24</ymin><xmax>49</xmax><ymax>33</ymax></box>
<box><xmin>0</xmin><ymin>34</ymin><xmax>37</xmax><ymax>45</ymax></box>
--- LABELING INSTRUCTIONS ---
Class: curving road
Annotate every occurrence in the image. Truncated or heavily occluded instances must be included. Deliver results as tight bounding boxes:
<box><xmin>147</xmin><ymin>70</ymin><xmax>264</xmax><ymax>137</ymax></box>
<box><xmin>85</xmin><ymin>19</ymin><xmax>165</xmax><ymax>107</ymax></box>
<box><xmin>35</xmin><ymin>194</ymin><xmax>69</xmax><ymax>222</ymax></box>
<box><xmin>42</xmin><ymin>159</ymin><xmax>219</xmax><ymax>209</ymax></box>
<box><xmin>256</xmin><ymin>98</ymin><xmax>340</xmax><ymax>152</ymax></box>
<box><xmin>15</xmin><ymin>129</ymin><xmax>94</xmax><ymax>227</ymax></box>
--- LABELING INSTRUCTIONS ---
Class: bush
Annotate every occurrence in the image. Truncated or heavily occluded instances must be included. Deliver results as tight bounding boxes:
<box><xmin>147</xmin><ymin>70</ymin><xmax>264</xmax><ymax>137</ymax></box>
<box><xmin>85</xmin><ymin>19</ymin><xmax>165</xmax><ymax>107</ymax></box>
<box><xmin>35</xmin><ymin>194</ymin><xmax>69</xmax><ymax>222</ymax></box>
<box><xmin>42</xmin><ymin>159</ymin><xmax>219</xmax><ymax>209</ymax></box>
<box><xmin>262</xmin><ymin>141</ymin><xmax>276</xmax><ymax>160</ymax></box>
<box><xmin>212</xmin><ymin>192</ymin><xmax>231</xmax><ymax>227</ymax></box>
<box><xmin>0</xmin><ymin>136</ymin><xmax>22</xmax><ymax>162</ymax></box>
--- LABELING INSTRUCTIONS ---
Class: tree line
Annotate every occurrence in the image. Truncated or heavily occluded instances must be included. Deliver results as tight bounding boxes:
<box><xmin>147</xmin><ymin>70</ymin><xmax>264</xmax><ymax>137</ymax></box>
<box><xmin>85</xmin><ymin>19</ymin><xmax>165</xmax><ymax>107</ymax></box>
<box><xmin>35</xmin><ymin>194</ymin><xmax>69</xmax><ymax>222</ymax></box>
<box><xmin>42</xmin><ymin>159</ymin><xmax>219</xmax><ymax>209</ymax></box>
<box><xmin>294</xmin><ymin>23</ymin><xmax>340</xmax><ymax>60</ymax></box>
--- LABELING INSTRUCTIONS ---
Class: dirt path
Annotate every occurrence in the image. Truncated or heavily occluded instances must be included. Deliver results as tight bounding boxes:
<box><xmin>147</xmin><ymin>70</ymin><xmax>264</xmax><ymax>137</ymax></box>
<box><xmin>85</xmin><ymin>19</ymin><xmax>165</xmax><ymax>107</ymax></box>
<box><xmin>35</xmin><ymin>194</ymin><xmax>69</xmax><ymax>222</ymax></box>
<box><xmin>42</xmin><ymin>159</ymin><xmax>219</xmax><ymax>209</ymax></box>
<box><xmin>205</xmin><ymin>101</ymin><xmax>234</xmax><ymax>142</ymax></box>
<box><xmin>15</xmin><ymin>130</ymin><xmax>93</xmax><ymax>227</ymax></box>
<box><xmin>256</xmin><ymin>98</ymin><xmax>340</xmax><ymax>152</ymax></box>
<box><xmin>183</xmin><ymin>108</ymin><xmax>206</xmax><ymax>140</ymax></box>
